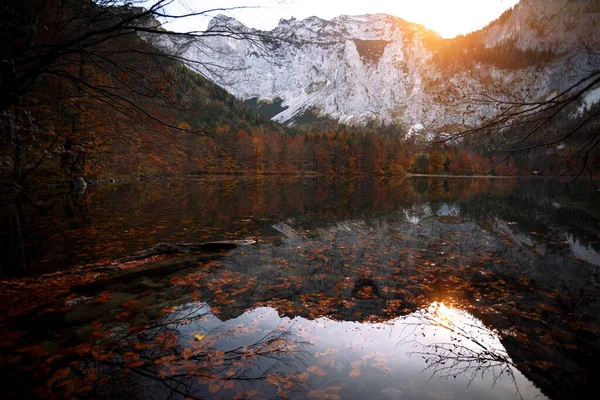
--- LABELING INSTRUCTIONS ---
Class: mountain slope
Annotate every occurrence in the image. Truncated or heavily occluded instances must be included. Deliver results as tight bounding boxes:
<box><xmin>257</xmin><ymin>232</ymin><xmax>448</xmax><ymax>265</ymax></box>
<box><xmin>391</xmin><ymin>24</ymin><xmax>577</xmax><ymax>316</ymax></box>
<box><xmin>483</xmin><ymin>0</ymin><xmax>600</xmax><ymax>51</ymax></box>
<box><xmin>0</xmin><ymin>1</ymin><xmax>288</xmax><ymax>185</ymax></box>
<box><xmin>161</xmin><ymin>14</ymin><xmax>441</xmax><ymax>127</ymax></box>
<box><xmin>156</xmin><ymin>0</ymin><xmax>599</xmax><ymax>131</ymax></box>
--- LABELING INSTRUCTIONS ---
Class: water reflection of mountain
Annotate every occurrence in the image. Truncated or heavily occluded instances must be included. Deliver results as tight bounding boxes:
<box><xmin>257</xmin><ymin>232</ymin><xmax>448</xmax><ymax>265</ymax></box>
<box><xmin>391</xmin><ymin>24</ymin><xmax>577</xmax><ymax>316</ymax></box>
<box><xmin>2</xmin><ymin>178</ymin><xmax>599</xmax><ymax>399</ymax></box>
<box><xmin>452</xmin><ymin>180</ymin><xmax>600</xmax><ymax>258</ymax></box>
<box><xmin>209</xmin><ymin>206</ymin><xmax>599</xmax><ymax>400</ymax></box>
<box><xmin>6</xmin><ymin>210</ymin><xmax>596</xmax><ymax>399</ymax></box>
<box><xmin>2</xmin><ymin>177</ymin><xmax>598</xmax><ymax>276</ymax></box>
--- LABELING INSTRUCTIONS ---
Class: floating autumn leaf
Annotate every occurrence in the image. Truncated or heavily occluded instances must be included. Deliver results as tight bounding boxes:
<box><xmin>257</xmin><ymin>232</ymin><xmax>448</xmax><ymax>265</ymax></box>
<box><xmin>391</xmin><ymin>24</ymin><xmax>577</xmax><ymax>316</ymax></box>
<box><xmin>308</xmin><ymin>386</ymin><xmax>341</xmax><ymax>400</ymax></box>
<box><xmin>90</xmin><ymin>320</ymin><xmax>103</xmax><ymax>329</ymax></box>
<box><xmin>208</xmin><ymin>381</ymin><xmax>222</xmax><ymax>393</ymax></box>
<box><xmin>73</xmin><ymin>343</ymin><xmax>92</xmax><ymax>356</ymax></box>
<box><xmin>318</xmin><ymin>356</ymin><xmax>336</xmax><ymax>368</ymax></box>
<box><xmin>95</xmin><ymin>292</ymin><xmax>112</xmax><ymax>303</ymax></box>
<box><xmin>127</xmin><ymin>361</ymin><xmax>145</xmax><ymax>369</ymax></box>
<box><xmin>314</xmin><ymin>348</ymin><xmax>339</xmax><ymax>358</ymax></box>
<box><xmin>265</xmin><ymin>374</ymin><xmax>281</xmax><ymax>387</ymax></box>
<box><xmin>223</xmin><ymin>380</ymin><xmax>235</xmax><ymax>390</ymax></box>
<box><xmin>298</xmin><ymin>372</ymin><xmax>309</xmax><ymax>381</ymax></box>
<box><xmin>349</xmin><ymin>368</ymin><xmax>361</xmax><ymax>378</ymax></box>
<box><xmin>115</xmin><ymin>311</ymin><xmax>131</xmax><ymax>320</ymax></box>
<box><xmin>371</xmin><ymin>361</ymin><xmax>394</xmax><ymax>374</ymax></box>
<box><xmin>85</xmin><ymin>370</ymin><xmax>99</xmax><ymax>382</ymax></box>
<box><xmin>122</xmin><ymin>300</ymin><xmax>138</xmax><ymax>308</ymax></box>
<box><xmin>234</xmin><ymin>389</ymin><xmax>259</xmax><ymax>400</ymax></box>
<box><xmin>3</xmin><ymin>354</ymin><xmax>23</xmax><ymax>364</ymax></box>
<box><xmin>91</xmin><ymin>351</ymin><xmax>112</xmax><ymax>361</ymax></box>
<box><xmin>154</xmin><ymin>354</ymin><xmax>178</xmax><ymax>365</ymax></box>
<box><xmin>133</xmin><ymin>342</ymin><xmax>155</xmax><ymax>351</ymax></box>
<box><xmin>46</xmin><ymin>367</ymin><xmax>70</xmax><ymax>387</ymax></box>
<box><xmin>193</xmin><ymin>333</ymin><xmax>205</xmax><ymax>341</ymax></box>
<box><xmin>307</xmin><ymin>365</ymin><xmax>327</xmax><ymax>376</ymax></box>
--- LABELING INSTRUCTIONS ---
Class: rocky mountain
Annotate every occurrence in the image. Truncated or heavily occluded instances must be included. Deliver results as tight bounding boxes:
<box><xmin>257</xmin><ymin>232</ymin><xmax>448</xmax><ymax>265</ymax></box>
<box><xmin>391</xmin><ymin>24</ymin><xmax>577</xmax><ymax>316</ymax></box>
<box><xmin>155</xmin><ymin>0</ymin><xmax>600</xmax><ymax>131</ymax></box>
<box><xmin>483</xmin><ymin>0</ymin><xmax>600</xmax><ymax>51</ymax></box>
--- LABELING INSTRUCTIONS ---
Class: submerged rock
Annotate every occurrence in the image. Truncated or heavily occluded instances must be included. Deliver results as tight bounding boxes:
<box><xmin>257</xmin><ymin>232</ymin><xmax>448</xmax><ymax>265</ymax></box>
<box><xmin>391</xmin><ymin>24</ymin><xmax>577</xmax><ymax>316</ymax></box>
<box><xmin>64</xmin><ymin>296</ymin><xmax>94</xmax><ymax>307</ymax></box>
<box><xmin>73</xmin><ymin>177</ymin><xmax>87</xmax><ymax>188</ymax></box>
<box><xmin>71</xmin><ymin>177</ymin><xmax>87</xmax><ymax>194</ymax></box>
<box><xmin>0</xmin><ymin>155</ymin><xmax>13</xmax><ymax>168</ymax></box>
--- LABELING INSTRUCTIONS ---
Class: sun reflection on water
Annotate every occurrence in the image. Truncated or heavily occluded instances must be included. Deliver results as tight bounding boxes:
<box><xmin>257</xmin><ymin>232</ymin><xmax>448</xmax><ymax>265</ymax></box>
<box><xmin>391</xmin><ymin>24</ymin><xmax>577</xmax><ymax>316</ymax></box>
<box><xmin>432</xmin><ymin>301</ymin><xmax>458</xmax><ymax>322</ymax></box>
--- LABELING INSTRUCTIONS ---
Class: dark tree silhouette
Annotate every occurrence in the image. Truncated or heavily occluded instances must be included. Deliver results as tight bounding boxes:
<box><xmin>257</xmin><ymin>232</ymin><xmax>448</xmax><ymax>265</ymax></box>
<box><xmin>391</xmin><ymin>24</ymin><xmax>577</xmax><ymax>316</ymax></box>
<box><xmin>0</xmin><ymin>0</ymin><xmax>279</xmax><ymax>188</ymax></box>
<box><xmin>431</xmin><ymin>41</ymin><xmax>600</xmax><ymax>182</ymax></box>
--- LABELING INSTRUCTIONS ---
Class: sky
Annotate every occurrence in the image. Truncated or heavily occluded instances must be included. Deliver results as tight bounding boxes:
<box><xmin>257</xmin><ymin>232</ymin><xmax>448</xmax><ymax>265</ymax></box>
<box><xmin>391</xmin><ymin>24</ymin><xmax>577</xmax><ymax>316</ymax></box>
<box><xmin>155</xmin><ymin>0</ymin><xmax>520</xmax><ymax>38</ymax></box>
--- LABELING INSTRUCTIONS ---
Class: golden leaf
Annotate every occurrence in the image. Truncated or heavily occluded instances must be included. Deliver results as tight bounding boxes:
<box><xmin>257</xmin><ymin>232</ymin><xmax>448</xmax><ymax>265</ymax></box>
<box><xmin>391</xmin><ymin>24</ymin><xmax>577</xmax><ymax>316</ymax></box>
<box><xmin>208</xmin><ymin>382</ymin><xmax>221</xmax><ymax>393</ymax></box>
<box><xmin>193</xmin><ymin>333</ymin><xmax>205</xmax><ymax>342</ymax></box>
<box><xmin>223</xmin><ymin>380</ymin><xmax>235</xmax><ymax>390</ymax></box>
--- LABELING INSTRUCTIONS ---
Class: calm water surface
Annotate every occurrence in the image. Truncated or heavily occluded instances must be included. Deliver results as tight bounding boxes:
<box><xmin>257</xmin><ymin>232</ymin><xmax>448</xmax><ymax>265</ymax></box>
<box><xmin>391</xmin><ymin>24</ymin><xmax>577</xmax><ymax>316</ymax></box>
<box><xmin>0</xmin><ymin>176</ymin><xmax>598</xmax><ymax>400</ymax></box>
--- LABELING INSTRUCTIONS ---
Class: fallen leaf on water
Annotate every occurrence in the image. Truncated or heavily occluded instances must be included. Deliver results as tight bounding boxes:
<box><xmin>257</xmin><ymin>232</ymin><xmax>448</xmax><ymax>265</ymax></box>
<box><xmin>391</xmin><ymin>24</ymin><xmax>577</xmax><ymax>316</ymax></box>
<box><xmin>234</xmin><ymin>389</ymin><xmax>258</xmax><ymax>399</ymax></box>
<box><xmin>122</xmin><ymin>300</ymin><xmax>137</xmax><ymax>308</ymax></box>
<box><xmin>307</xmin><ymin>365</ymin><xmax>327</xmax><ymax>376</ymax></box>
<box><xmin>90</xmin><ymin>320</ymin><xmax>103</xmax><ymax>329</ymax></box>
<box><xmin>298</xmin><ymin>372</ymin><xmax>309</xmax><ymax>381</ymax></box>
<box><xmin>95</xmin><ymin>292</ymin><xmax>112</xmax><ymax>303</ymax></box>
<box><xmin>314</xmin><ymin>348</ymin><xmax>338</xmax><ymax>358</ymax></box>
<box><xmin>194</xmin><ymin>333</ymin><xmax>205</xmax><ymax>341</ymax></box>
<box><xmin>266</xmin><ymin>374</ymin><xmax>280</xmax><ymax>387</ymax></box>
<box><xmin>349</xmin><ymin>368</ymin><xmax>361</xmax><ymax>378</ymax></box>
<box><xmin>208</xmin><ymin>382</ymin><xmax>221</xmax><ymax>393</ymax></box>
<box><xmin>46</xmin><ymin>367</ymin><xmax>71</xmax><ymax>386</ymax></box>
<box><xmin>115</xmin><ymin>311</ymin><xmax>131</xmax><ymax>320</ymax></box>
<box><xmin>308</xmin><ymin>386</ymin><xmax>341</xmax><ymax>400</ymax></box>
<box><xmin>127</xmin><ymin>361</ymin><xmax>145</xmax><ymax>369</ymax></box>
<box><xmin>223</xmin><ymin>380</ymin><xmax>235</xmax><ymax>390</ymax></box>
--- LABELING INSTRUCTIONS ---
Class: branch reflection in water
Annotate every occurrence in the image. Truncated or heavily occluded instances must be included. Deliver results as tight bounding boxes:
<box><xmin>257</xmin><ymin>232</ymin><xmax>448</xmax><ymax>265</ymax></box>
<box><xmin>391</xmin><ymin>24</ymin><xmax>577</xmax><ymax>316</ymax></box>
<box><xmin>402</xmin><ymin>302</ymin><xmax>523</xmax><ymax>398</ymax></box>
<box><xmin>56</xmin><ymin>301</ymin><xmax>311</xmax><ymax>399</ymax></box>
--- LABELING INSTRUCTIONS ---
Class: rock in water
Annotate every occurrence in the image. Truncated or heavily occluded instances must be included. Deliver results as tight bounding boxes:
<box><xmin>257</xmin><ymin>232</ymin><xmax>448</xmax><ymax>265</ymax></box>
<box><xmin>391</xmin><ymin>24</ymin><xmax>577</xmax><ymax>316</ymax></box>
<box><xmin>74</xmin><ymin>177</ymin><xmax>87</xmax><ymax>187</ymax></box>
<box><xmin>71</xmin><ymin>177</ymin><xmax>88</xmax><ymax>194</ymax></box>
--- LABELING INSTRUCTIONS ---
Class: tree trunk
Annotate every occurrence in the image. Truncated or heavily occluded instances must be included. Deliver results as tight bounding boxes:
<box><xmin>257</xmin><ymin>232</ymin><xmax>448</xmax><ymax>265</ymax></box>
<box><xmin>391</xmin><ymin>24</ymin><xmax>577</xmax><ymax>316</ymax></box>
<box><xmin>11</xmin><ymin>124</ymin><xmax>24</xmax><ymax>186</ymax></box>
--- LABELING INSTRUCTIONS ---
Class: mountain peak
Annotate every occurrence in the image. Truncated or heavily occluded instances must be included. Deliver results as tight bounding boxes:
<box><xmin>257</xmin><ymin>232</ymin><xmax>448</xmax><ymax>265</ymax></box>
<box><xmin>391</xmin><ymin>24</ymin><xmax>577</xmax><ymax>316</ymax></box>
<box><xmin>207</xmin><ymin>14</ymin><xmax>246</xmax><ymax>31</ymax></box>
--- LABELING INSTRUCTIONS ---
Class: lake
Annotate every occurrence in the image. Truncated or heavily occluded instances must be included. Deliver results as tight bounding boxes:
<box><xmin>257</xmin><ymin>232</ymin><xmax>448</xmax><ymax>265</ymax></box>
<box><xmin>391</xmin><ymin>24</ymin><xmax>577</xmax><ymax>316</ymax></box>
<box><xmin>1</xmin><ymin>176</ymin><xmax>599</xmax><ymax>399</ymax></box>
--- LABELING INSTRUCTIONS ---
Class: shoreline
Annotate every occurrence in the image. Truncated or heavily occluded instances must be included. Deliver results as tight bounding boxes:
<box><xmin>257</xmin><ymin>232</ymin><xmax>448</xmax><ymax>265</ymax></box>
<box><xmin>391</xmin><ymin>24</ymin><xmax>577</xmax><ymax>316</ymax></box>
<box><xmin>0</xmin><ymin>172</ymin><xmax>570</xmax><ymax>192</ymax></box>
<box><xmin>404</xmin><ymin>173</ymin><xmax>544</xmax><ymax>179</ymax></box>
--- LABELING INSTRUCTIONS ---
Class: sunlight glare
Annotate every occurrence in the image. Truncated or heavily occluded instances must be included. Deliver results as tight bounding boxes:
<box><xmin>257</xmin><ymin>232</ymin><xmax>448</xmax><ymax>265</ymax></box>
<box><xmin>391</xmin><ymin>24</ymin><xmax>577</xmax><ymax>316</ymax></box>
<box><xmin>433</xmin><ymin>301</ymin><xmax>459</xmax><ymax>323</ymax></box>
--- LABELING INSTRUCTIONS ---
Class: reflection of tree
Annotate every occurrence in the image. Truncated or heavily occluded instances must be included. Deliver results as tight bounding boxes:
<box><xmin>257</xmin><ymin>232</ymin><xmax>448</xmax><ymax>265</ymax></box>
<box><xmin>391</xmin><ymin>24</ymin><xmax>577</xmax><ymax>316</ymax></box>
<box><xmin>13</xmin><ymin>300</ymin><xmax>310</xmax><ymax>399</ymax></box>
<box><xmin>427</xmin><ymin>178</ymin><xmax>445</xmax><ymax>214</ymax></box>
<box><xmin>482</xmin><ymin>271</ymin><xmax>600</xmax><ymax>400</ymax></box>
<box><xmin>401</xmin><ymin>303</ymin><xmax>524</xmax><ymax>399</ymax></box>
<box><xmin>0</xmin><ymin>191</ymin><xmax>90</xmax><ymax>276</ymax></box>
<box><xmin>431</xmin><ymin>33</ymin><xmax>600</xmax><ymax>181</ymax></box>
